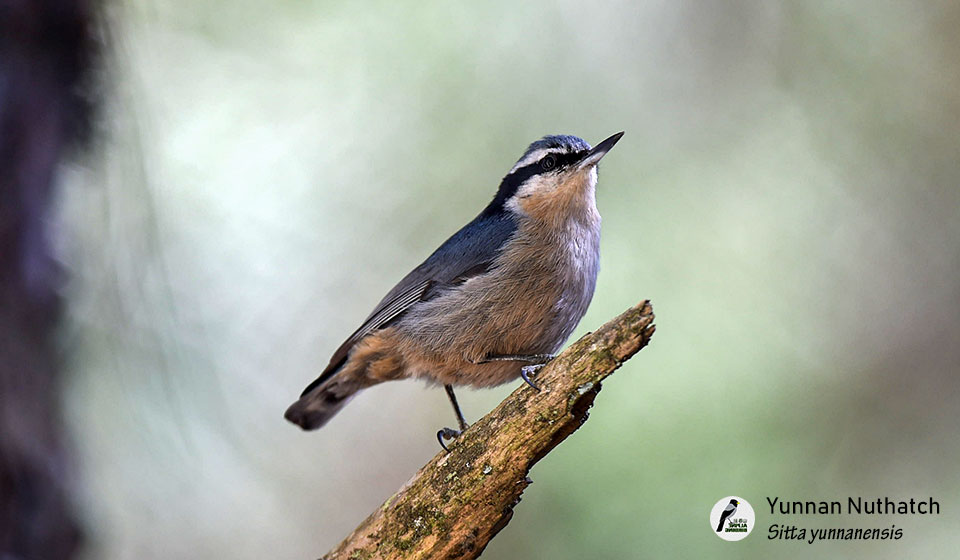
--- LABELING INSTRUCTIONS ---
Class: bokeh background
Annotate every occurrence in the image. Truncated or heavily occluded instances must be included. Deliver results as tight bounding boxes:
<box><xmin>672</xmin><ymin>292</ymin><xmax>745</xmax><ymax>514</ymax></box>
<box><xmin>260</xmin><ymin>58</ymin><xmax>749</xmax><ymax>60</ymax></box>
<box><xmin>52</xmin><ymin>1</ymin><xmax>959</xmax><ymax>558</ymax></box>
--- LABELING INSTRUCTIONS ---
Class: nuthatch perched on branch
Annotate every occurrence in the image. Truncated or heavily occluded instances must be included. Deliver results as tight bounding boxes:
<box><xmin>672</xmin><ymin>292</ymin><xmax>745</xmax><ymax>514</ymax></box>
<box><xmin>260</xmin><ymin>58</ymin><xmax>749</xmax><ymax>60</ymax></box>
<box><xmin>285</xmin><ymin>132</ymin><xmax>624</xmax><ymax>449</ymax></box>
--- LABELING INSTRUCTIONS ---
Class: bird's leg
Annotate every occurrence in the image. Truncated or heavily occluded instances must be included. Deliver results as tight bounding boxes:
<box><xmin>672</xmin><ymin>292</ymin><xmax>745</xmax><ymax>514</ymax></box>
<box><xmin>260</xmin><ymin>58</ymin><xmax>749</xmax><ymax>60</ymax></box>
<box><xmin>437</xmin><ymin>384</ymin><xmax>469</xmax><ymax>452</ymax></box>
<box><xmin>474</xmin><ymin>353</ymin><xmax>555</xmax><ymax>364</ymax></box>
<box><xmin>472</xmin><ymin>353</ymin><xmax>555</xmax><ymax>392</ymax></box>
<box><xmin>445</xmin><ymin>384</ymin><xmax>469</xmax><ymax>432</ymax></box>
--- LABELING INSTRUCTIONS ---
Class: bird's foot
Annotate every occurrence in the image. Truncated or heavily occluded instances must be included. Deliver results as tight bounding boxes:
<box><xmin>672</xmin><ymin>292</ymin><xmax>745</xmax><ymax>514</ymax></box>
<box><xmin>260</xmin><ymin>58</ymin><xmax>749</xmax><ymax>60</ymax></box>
<box><xmin>437</xmin><ymin>427</ymin><xmax>462</xmax><ymax>452</ymax></box>
<box><xmin>520</xmin><ymin>364</ymin><xmax>544</xmax><ymax>392</ymax></box>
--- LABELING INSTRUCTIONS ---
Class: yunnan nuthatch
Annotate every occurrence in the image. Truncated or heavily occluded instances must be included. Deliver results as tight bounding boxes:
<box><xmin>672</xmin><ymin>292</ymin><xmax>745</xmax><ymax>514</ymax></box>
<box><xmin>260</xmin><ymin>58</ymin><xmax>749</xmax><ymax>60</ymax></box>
<box><xmin>285</xmin><ymin>132</ymin><xmax>624</xmax><ymax>449</ymax></box>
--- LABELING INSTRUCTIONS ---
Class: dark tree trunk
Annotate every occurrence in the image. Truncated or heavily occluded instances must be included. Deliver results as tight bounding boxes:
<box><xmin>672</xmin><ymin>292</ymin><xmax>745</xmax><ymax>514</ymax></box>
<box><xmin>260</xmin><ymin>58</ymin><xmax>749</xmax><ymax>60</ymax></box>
<box><xmin>0</xmin><ymin>0</ymin><xmax>98</xmax><ymax>557</ymax></box>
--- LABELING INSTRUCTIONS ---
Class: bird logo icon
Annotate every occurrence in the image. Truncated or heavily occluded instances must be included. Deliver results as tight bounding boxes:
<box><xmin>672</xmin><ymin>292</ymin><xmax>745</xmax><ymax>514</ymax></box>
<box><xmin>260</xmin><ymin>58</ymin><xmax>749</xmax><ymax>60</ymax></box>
<box><xmin>716</xmin><ymin>498</ymin><xmax>739</xmax><ymax>532</ymax></box>
<box><xmin>710</xmin><ymin>496</ymin><xmax>755</xmax><ymax>541</ymax></box>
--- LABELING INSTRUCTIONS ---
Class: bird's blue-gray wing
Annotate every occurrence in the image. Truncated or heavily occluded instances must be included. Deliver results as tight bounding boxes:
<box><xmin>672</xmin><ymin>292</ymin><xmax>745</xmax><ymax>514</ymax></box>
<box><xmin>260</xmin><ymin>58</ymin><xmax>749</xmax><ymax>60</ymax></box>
<box><xmin>300</xmin><ymin>212</ymin><xmax>516</xmax><ymax>395</ymax></box>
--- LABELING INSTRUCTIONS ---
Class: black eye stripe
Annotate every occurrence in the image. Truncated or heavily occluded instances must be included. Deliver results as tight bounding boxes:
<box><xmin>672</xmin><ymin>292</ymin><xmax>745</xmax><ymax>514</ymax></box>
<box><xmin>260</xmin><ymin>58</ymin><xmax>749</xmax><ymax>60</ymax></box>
<box><xmin>515</xmin><ymin>150</ymin><xmax>589</xmax><ymax>182</ymax></box>
<box><xmin>530</xmin><ymin>150</ymin><xmax>588</xmax><ymax>173</ymax></box>
<box><xmin>519</xmin><ymin>151</ymin><xmax>584</xmax><ymax>178</ymax></box>
<box><xmin>550</xmin><ymin>150</ymin><xmax>588</xmax><ymax>170</ymax></box>
<box><xmin>482</xmin><ymin>149</ymin><xmax>591</xmax><ymax>216</ymax></box>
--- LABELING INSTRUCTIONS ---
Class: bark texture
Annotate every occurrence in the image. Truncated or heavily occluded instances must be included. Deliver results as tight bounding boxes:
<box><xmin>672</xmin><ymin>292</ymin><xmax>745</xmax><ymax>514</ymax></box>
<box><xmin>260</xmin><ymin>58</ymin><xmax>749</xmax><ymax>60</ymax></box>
<box><xmin>323</xmin><ymin>300</ymin><xmax>655</xmax><ymax>560</ymax></box>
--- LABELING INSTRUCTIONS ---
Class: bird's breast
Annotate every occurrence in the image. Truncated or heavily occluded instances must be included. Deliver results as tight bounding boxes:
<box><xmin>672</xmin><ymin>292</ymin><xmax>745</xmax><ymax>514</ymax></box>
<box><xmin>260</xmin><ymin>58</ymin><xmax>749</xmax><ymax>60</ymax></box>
<box><xmin>396</xmin><ymin>213</ymin><xmax>600</xmax><ymax>368</ymax></box>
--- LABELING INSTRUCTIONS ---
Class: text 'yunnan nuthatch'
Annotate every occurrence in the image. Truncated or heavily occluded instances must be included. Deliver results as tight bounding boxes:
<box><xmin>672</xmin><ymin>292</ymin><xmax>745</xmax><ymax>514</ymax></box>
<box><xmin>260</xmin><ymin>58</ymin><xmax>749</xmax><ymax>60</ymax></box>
<box><xmin>285</xmin><ymin>132</ymin><xmax>624</xmax><ymax>449</ymax></box>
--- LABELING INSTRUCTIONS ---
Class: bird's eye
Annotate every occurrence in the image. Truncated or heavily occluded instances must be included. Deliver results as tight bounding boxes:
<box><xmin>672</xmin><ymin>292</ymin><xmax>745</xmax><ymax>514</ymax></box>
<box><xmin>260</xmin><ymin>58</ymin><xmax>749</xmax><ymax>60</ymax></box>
<box><xmin>540</xmin><ymin>155</ymin><xmax>557</xmax><ymax>171</ymax></box>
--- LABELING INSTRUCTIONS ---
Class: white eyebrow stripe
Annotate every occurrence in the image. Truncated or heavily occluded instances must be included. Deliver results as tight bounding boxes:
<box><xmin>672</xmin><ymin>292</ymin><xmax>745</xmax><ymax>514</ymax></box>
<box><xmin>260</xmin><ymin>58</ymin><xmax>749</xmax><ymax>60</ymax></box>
<box><xmin>508</xmin><ymin>147</ymin><xmax>567</xmax><ymax>174</ymax></box>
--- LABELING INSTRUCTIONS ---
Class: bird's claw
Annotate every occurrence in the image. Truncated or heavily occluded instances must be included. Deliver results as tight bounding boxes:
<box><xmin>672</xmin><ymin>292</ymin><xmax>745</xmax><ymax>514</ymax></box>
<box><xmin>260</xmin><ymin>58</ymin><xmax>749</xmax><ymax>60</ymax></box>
<box><xmin>520</xmin><ymin>364</ymin><xmax>544</xmax><ymax>392</ymax></box>
<box><xmin>437</xmin><ymin>427</ymin><xmax>462</xmax><ymax>452</ymax></box>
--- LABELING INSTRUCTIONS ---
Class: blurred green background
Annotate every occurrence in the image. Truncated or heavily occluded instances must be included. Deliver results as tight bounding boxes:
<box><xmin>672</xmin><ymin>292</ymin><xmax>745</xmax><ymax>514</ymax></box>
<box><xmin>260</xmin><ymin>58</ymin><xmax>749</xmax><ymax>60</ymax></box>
<box><xmin>57</xmin><ymin>1</ymin><xmax>959</xmax><ymax>558</ymax></box>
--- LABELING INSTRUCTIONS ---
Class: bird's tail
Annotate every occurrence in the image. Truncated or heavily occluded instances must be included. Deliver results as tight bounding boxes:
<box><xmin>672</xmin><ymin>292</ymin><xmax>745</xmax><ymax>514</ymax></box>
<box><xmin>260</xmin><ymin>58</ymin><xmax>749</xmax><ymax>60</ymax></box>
<box><xmin>284</xmin><ymin>373</ymin><xmax>364</xmax><ymax>431</ymax></box>
<box><xmin>716</xmin><ymin>518</ymin><xmax>725</xmax><ymax>532</ymax></box>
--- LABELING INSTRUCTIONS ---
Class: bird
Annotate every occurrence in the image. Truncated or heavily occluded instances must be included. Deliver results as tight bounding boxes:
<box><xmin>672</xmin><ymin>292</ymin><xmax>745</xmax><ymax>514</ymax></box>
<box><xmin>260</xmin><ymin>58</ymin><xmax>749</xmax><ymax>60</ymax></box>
<box><xmin>284</xmin><ymin>131</ymin><xmax>624</xmax><ymax>449</ymax></box>
<box><xmin>716</xmin><ymin>499</ymin><xmax>739</xmax><ymax>532</ymax></box>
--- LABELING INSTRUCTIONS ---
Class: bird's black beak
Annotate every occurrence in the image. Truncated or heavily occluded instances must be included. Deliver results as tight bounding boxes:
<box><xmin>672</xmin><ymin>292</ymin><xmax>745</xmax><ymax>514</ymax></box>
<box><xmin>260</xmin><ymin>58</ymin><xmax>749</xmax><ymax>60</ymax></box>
<box><xmin>578</xmin><ymin>131</ymin><xmax>624</xmax><ymax>168</ymax></box>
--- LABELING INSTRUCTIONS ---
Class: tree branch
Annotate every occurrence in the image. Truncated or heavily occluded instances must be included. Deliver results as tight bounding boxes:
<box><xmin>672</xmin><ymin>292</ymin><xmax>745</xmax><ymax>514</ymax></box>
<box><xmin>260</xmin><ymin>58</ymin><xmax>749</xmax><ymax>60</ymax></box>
<box><xmin>323</xmin><ymin>300</ymin><xmax>655</xmax><ymax>560</ymax></box>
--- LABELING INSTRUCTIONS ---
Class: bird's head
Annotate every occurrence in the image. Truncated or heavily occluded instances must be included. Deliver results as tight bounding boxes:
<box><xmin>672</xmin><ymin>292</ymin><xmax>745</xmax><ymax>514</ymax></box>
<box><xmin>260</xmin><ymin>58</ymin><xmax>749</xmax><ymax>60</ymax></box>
<box><xmin>730</xmin><ymin>499</ymin><xmax>740</xmax><ymax>506</ymax></box>
<box><xmin>485</xmin><ymin>132</ymin><xmax>623</xmax><ymax>225</ymax></box>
